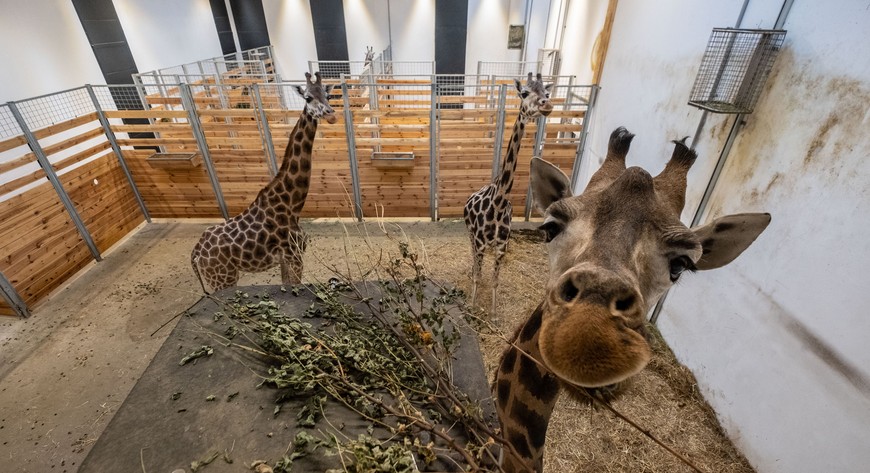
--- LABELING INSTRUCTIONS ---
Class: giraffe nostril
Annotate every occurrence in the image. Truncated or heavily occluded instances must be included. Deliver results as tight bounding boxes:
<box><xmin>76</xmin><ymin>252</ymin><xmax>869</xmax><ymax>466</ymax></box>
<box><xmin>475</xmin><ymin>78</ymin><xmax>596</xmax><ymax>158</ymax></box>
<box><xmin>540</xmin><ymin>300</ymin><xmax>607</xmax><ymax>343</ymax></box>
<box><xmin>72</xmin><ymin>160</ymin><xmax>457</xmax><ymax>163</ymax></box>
<box><xmin>614</xmin><ymin>295</ymin><xmax>636</xmax><ymax>312</ymax></box>
<box><xmin>559</xmin><ymin>278</ymin><xmax>580</xmax><ymax>303</ymax></box>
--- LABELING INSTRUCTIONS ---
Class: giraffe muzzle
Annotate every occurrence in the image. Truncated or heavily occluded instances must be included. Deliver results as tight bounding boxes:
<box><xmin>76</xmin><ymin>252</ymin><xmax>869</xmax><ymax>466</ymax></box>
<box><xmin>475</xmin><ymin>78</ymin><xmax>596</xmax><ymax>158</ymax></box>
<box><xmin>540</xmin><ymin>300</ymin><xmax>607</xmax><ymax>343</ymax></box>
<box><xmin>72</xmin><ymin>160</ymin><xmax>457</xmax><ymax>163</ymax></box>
<box><xmin>324</xmin><ymin>112</ymin><xmax>337</xmax><ymax>124</ymax></box>
<box><xmin>538</xmin><ymin>300</ymin><xmax>651</xmax><ymax>387</ymax></box>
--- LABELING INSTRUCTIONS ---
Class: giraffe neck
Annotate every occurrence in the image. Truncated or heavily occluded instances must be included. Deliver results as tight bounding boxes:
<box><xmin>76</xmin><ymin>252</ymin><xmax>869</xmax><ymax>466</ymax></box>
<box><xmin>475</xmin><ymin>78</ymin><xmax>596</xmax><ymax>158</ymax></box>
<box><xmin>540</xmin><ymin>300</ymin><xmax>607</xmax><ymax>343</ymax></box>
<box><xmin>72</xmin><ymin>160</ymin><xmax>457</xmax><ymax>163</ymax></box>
<box><xmin>495</xmin><ymin>113</ymin><xmax>530</xmax><ymax>197</ymax></box>
<box><xmin>494</xmin><ymin>303</ymin><xmax>561</xmax><ymax>473</ymax></box>
<box><xmin>270</xmin><ymin>110</ymin><xmax>318</xmax><ymax>215</ymax></box>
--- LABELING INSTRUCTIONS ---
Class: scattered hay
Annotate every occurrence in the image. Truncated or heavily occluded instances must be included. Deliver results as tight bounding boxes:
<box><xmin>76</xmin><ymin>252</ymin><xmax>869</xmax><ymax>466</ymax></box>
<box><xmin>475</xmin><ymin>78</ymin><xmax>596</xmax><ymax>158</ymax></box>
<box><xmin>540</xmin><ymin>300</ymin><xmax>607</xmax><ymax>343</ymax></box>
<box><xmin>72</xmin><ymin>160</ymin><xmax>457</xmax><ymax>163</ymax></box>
<box><xmin>297</xmin><ymin>219</ymin><xmax>754</xmax><ymax>473</ymax></box>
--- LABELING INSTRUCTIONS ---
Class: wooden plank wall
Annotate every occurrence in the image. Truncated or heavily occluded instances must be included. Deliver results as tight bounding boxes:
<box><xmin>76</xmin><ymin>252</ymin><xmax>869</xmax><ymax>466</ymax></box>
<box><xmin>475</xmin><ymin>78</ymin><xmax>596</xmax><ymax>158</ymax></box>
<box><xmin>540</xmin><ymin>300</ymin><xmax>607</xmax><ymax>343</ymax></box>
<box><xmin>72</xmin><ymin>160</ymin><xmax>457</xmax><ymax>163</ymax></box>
<box><xmin>0</xmin><ymin>114</ymin><xmax>144</xmax><ymax>316</ymax></box>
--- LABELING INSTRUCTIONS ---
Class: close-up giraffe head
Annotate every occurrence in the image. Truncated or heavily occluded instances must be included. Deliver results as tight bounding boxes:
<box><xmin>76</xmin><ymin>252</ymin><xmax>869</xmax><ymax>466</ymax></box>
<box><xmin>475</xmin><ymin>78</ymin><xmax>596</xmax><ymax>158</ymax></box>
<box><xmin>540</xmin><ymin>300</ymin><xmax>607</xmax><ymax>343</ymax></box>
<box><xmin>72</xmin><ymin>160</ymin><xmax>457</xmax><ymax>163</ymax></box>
<box><xmin>528</xmin><ymin>126</ymin><xmax>771</xmax><ymax>388</ymax></box>
<box><xmin>293</xmin><ymin>71</ymin><xmax>337</xmax><ymax>124</ymax></box>
<box><xmin>514</xmin><ymin>72</ymin><xmax>553</xmax><ymax>118</ymax></box>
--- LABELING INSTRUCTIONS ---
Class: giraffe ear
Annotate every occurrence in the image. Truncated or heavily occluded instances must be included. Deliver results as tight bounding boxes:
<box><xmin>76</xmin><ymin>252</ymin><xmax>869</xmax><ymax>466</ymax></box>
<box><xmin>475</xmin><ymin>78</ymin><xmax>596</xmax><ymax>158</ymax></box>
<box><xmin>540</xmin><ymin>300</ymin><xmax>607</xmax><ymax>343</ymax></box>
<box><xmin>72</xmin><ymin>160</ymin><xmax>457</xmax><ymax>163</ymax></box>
<box><xmin>293</xmin><ymin>85</ymin><xmax>306</xmax><ymax>97</ymax></box>
<box><xmin>545</xmin><ymin>83</ymin><xmax>554</xmax><ymax>92</ymax></box>
<box><xmin>324</xmin><ymin>84</ymin><xmax>335</xmax><ymax>95</ymax></box>
<box><xmin>530</xmin><ymin>157</ymin><xmax>573</xmax><ymax>214</ymax></box>
<box><xmin>692</xmin><ymin>213</ymin><xmax>771</xmax><ymax>270</ymax></box>
<box><xmin>514</xmin><ymin>78</ymin><xmax>523</xmax><ymax>94</ymax></box>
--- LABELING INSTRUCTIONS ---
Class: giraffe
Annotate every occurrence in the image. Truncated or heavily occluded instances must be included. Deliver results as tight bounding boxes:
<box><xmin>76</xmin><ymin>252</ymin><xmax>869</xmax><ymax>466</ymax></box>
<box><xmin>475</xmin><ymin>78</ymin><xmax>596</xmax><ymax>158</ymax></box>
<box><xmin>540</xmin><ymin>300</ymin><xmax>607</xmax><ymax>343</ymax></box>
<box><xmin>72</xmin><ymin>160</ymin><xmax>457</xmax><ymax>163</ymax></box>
<box><xmin>464</xmin><ymin>72</ymin><xmax>553</xmax><ymax>313</ymax></box>
<box><xmin>190</xmin><ymin>72</ymin><xmax>336</xmax><ymax>293</ymax></box>
<box><xmin>493</xmin><ymin>126</ymin><xmax>772</xmax><ymax>472</ymax></box>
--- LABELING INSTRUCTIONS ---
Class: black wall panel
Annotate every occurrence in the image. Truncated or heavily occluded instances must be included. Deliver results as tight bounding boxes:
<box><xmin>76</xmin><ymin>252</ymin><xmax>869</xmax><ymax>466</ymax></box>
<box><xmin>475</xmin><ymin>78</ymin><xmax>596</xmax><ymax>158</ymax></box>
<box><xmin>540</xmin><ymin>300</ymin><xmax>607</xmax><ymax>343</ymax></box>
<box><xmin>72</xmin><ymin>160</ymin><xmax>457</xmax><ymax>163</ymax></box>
<box><xmin>71</xmin><ymin>0</ymin><xmax>139</xmax><ymax>84</ymax></box>
<box><xmin>435</xmin><ymin>0</ymin><xmax>468</xmax><ymax>75</ymax></box>
<box><xmin>209</xmin><ymin>0</ymin><xmax>237</xmax><ymax>55</ymax></box>
<box><xmin>309</xmin><ymin>0</ymin><xmax>350</xmax><ymax>76</ymax></box>
<box><xmin>71</xmin><ymin>0</ymin><xmax>152</xmax><ymax>142</ymax></box>
<box><xmin>228</xmin><ymin>0</ymin><xmax>270</xmax><ymax>51</ymax></box>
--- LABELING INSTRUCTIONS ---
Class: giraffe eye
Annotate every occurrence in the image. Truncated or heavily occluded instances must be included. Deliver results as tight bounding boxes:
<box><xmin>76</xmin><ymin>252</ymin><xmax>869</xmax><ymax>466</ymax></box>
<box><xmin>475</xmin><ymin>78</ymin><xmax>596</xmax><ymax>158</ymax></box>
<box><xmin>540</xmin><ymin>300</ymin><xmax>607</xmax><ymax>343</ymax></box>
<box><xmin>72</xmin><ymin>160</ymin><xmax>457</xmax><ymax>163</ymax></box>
<box><xmin>305</xmin><ymin>96</ymin><xmax>313</xmax><ymax>103</ymax></box>
<box><xmin>669</xmin><ymin>256</ymin><xmax>696</xmax><ymax>282</ymax></box>
<box><xmin>520</xmin><ymin>91</ymin><xmax>529</xmax><ymax>99</ymax></box>
<box><xmin>539</xmin><ymin>221</ymin><xmax>564</xmax><ymax>242</ymax></box>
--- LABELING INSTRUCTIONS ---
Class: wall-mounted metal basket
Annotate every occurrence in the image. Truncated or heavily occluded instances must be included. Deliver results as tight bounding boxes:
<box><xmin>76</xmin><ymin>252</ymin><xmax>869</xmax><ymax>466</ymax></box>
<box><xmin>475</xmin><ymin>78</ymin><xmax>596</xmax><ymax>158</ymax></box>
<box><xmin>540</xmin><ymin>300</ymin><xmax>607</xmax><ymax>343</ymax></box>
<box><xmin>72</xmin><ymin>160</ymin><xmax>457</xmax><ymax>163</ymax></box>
<box><xmin>371</xmin><ymin>152</ymin><xmax>415</xmax><ymax>170</ymax></box>
<box><xmin>688</xmin><ymin>28</ymin><xmax>787</xmax><ymax>114</ymax></box>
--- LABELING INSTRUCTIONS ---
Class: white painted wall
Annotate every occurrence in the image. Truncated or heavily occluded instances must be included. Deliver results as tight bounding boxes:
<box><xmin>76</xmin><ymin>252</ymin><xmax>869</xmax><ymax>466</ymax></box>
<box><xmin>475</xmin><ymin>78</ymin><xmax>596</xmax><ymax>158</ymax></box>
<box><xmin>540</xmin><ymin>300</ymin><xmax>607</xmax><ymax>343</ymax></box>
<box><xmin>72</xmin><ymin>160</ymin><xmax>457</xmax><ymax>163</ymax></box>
<box><xmin>0</xmin><ymin>0</ymin><xmax>104</xmax><ymax>103</ymax></box>
<box><xmin>114</xmin><ymin>0</ymin><xmax>223</xmax><ymax>74</ymax></box>
<box><xmin>262</xmin><ymin>0</ymin><xmax>318</xmax><ymax>79</ymax></box>
<box><xmin>540</xmin><ymin>0</ymin><xmax>608</xmax><ymax>81</ymax></box>
<box><xmin>584</xmin><ymin>1</ymin><xmax>870</xmax><ymax>472</ymax></box>
<box><xmin>556</xmin><ymin>0</ymin><xmax>609</xmax><ymax>83</ymax></box>
<box><xmin>466</xmin><ymin>0</ymin><xmax>553</xmax><ymax>76</ymax></box>
<box><xmin>343</xmin><ymin>0</ymin><xmax>391</xmax><ymax>64</ymax></box>
<box><xmin>387</xmin><ymin>0</ymin><xmax>435</xmax><ymax>63</ymax></box>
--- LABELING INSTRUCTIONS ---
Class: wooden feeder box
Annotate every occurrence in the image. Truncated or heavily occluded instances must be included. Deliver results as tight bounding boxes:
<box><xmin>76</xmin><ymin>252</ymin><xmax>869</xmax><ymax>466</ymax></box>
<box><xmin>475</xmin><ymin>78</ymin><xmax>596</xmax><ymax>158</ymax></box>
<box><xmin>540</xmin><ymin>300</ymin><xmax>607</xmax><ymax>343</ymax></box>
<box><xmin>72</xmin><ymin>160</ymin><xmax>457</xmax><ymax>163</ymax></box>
<box><xmin>146</xmin><ymin>152</ymin><xmax>202</xmax><ymax>169</ymax></box>
<box><xmin>371</xmin><ymin>152</ymin><xmax>415</xmax><ymax>170</ymax></box>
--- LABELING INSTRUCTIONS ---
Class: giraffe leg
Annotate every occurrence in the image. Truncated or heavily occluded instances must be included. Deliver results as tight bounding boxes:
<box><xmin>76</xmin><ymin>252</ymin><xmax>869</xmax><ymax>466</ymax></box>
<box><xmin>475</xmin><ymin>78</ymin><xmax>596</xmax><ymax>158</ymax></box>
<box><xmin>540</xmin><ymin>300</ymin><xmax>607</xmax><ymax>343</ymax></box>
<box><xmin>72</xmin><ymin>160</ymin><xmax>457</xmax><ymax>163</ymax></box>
<box><xmin>470</xmin><ymin>245</ymin><xmax>484</xmax><ymax>307</ymax></box>
<box><xmin>281</xmin><ymin>231</ymin><xmax>307</xmax><ymax>286</ymax></box>
<box><xmin>492</xmin><ymin>239</ymin><xmax>508</xmax><ymax>317</ymax></box>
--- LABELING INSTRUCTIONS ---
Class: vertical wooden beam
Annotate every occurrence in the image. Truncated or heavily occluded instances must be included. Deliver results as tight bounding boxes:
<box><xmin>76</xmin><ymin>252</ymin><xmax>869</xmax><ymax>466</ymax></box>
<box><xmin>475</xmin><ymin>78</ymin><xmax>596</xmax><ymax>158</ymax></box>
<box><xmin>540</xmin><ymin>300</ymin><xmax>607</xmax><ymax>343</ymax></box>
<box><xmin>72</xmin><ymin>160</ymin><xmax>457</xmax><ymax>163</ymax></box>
<box><xmin>591</xmin><ymin>0</ymin><xmax>619</xmax><ymax>85</ymax></box>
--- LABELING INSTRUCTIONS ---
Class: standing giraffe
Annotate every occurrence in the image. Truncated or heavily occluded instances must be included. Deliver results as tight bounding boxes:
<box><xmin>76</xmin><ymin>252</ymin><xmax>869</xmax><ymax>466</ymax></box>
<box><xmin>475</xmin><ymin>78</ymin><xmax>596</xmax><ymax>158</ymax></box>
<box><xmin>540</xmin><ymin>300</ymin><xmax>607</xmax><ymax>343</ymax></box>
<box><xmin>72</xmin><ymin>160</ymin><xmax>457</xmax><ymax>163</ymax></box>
<box><xmin>493</xmin><ymin>127</ymin><xmax>771</xmax><ymax>472</ymax></box>
<box><xmin>191</xmin><ymin>72</ymin><xmax>336</xmax><ymax>293</ymax></box>
<box><xmin>464</xmin><ymin>72</ymin><xmax>553</xmax><ymax>312</ymax></box>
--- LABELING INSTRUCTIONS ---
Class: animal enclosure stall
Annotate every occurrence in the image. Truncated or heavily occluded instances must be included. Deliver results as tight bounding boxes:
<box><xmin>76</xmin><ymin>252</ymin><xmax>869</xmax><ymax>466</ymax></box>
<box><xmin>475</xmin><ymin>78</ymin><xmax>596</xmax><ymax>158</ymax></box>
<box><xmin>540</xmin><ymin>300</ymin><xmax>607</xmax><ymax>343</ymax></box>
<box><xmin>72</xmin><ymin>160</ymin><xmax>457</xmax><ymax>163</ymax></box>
<box><xmin>0</xmin><ymin>47</ymin><xmax>596</xmax><ymax>318</ymax></box>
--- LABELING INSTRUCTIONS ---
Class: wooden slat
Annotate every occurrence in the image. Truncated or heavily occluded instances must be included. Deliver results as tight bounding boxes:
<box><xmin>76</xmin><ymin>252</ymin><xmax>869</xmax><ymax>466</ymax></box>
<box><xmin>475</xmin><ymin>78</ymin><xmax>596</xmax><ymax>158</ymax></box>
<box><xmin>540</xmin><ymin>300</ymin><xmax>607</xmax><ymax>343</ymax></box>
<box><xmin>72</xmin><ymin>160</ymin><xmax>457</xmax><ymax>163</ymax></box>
<box><xmin>0</xmin><ymin>135</ymin><xmax>27</xmax><ymax>153</ymax></box>
<box><xmin>31</xmin><ymin>113</ymin><xmax>100</xmax><ymax>140</ymax></box>
<box><xmin>0</xmin><ymin>153</ymin><xmax>33</xmax><ymax>175</ymax></box>
<box><xmin>41</xmin><ymin>127</ymin><xmax>106</xmax><ymax>157</ymax></box>
<box><xmin>104</xmin><ymin>110</ymin><xmax>188</xmax><ymax>119</ymax></box>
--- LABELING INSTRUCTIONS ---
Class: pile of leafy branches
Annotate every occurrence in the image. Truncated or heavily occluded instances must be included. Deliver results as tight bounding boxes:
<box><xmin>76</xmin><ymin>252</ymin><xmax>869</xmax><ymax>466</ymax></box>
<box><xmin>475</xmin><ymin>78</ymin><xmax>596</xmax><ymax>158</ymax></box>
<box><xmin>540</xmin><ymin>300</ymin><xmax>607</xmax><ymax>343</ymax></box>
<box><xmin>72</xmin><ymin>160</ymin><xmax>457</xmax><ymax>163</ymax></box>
<box><xmin>204</xmin><ymin>242</ymin><xmax>514</xmax><ymax>472</ymax></box>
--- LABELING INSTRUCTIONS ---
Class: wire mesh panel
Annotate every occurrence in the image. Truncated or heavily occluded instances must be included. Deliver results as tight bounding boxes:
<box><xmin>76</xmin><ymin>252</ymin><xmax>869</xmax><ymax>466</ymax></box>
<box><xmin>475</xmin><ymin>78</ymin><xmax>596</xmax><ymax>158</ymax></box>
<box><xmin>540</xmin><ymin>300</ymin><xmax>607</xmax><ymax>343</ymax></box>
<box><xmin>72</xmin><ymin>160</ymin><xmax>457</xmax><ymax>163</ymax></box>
<box><xmin>0</xmin><ymin>104</ymin><xmax>22</xmax><ymax>140</ymax></box>
<box><xmin>15</xmin><ymin>87</ymin><xmax>95</xmax><ymax>131</ymax></box>
<box><xmin>689</xmin><ymin>28</ymin><xmax>786</xmax><ymax>114</ymax></box>
<box><xmin>311</xmin><ymin>61</ymin><xmax>435</xmax><ymax>79</ymax></box>
<box><xmin>477</xmin><ymin>61</ymin><xmax>543</xmax><ymax>77</ymax></box>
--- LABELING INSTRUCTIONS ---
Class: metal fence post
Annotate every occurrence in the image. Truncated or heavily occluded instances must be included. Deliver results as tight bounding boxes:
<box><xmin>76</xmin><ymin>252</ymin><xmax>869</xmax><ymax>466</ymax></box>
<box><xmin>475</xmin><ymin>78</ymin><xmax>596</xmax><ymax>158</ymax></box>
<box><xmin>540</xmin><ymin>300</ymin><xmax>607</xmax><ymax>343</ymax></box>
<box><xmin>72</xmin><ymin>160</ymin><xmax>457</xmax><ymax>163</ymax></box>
<box><xmin>524</xmin><ymin>115</ymin><xmax>548</xmax><ymax>220</ymax></box>
<box><xmin>85</xmin><ymin>85</ymin><xmax>151</xmax><ymax>222</ymax></box>
<box><xmin>252</xmin><ymin>84</ymin><xmax>279</xmax><ymax>176</ymax></box>
<box><xmin>7</xmin><ymin>101</ymin><xmax>102</xmax><ymax>261</ymax></box>
<box><xmin>429</xmin><ymin>82</ymin><xmax>438</xmax><ymax>221</ymax></box>
<box><xmin>179</xmin><ymin>84</ymin><xmax>230</xmax><ymax>220</ymax></box>
<box><xmin>0</xmin><ymin>270</ymin><xmax>30</xmax><ymax>318</ymax></box>
<box><xmin>341</xmin><ymin>82</ymin><xmax>364</xmax><ymax>221</ymax></box>
<box><xmin>491</xmin><ymin>84</ymin><xmax>508</xmax><ymax>180</ymax></box>
<box><xmin>570</xmin><ymin>85</ymin><xmax>600</xmax><ymax>187</ymax></box>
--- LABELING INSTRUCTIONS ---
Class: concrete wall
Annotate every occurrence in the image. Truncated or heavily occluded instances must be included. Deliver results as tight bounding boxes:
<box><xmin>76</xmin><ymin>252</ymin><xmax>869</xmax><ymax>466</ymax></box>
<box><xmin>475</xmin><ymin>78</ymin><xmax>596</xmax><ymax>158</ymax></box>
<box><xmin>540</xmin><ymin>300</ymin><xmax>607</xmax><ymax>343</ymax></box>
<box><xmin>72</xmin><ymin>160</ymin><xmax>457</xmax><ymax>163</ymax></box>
<box><xmin>114</xmin><ymin>0</ymin><xmax>223</xmax><ymax>74</ymax></box>
<box><xmin>584</xmin><ymin>1</ymin><xmax>870</xmax><ymax>472</ymax></box>
<box><xmin>0</xmin><ymin>0</ymin><xmax>105</xmax><ymax>103</ymax></box>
